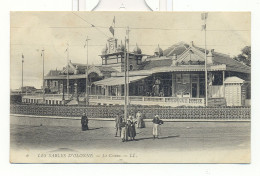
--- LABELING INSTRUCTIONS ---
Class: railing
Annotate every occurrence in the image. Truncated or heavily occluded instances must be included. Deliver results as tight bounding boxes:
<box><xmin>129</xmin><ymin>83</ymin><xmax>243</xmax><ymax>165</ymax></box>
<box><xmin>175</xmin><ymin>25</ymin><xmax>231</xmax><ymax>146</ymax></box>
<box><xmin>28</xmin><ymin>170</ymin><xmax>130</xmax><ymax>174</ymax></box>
<box><xmin>22</xmin><ymin>94</ymin><xmax>70</xmax><ymax>100</ymax></box>
<box><xmin>89</xmin><ymin>95</ymin><xmax>205</xmax><ymax>106</ymax></box>
<box><xmin>22</xmin><ymin>94</ymin><xmax>205</xmax><ymax>107</ymax></box>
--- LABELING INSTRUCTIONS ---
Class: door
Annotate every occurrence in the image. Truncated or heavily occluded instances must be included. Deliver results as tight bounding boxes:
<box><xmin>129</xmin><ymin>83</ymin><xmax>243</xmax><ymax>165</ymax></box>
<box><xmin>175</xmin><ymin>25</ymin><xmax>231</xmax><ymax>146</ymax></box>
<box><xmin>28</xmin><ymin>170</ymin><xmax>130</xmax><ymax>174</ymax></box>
<box><xmin>192</xmin><ymin>83</ymin><xmax>198</xmax><ymax>98</ymax></box>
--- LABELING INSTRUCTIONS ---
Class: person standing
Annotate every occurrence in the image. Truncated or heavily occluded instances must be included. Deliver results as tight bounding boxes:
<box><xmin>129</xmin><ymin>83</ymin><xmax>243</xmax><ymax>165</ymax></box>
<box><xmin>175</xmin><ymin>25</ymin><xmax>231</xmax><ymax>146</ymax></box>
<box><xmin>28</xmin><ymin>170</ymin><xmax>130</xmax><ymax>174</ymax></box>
<box><xmin>81</xmin><ymin>112</ymin><xmax>88</xmax><ymax>131</ymax></box>
<box><xmin>152</xmin><ymin>115</ymin><xmax>163</xmax><ymax>139</ymax></box>
<box><xmin>115</xmin><ymin>113</ymin><xmax>123</xmax><ymax>137</ymax></box>
<box><xmin>127</xmin><ymin>115</ymin><xmax>137</xmax><ymax>141</ymax></box>
<box><xmin>120</xmin><ymin>119</ymin><xmax>128</xmax><ymax>142</ymax></box>
<box><xmin>136</xmin><ymin>111</ymin><xmax>142</xmax><ymax>128</ymax></box>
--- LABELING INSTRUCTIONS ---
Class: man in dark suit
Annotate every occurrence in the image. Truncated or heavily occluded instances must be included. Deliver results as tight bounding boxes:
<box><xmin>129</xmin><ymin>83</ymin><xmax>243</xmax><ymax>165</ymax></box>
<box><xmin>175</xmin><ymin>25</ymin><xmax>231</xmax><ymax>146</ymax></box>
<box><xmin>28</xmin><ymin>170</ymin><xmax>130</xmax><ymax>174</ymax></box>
<box><xmin>115</xmin><ymin>112</ymin><xmax>123</xmax><ymax>137</ymax></box>
<box><xmin>81</xmin><ymin>113</ymin><xmax>88</xmax><ymax>131</ymax></box>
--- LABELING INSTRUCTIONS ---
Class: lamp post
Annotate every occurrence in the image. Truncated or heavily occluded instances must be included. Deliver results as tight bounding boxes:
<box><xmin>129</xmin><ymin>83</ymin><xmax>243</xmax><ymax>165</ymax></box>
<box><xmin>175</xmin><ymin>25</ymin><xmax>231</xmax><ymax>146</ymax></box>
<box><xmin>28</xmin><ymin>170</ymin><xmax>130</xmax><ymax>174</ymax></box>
<box><xmin>85</xmin><ymin>36</ymin><xmax>91</xmax><ymax>105</ymax></box>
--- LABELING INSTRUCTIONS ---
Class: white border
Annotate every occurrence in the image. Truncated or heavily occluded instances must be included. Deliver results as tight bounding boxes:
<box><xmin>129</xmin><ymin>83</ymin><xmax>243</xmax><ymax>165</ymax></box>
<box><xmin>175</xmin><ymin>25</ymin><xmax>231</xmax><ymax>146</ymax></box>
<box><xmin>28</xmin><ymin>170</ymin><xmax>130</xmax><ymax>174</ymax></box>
<box><xmin>1</xmin><ymin>0</ymin><xmax>260</xmax><ymax>176</ymax></box>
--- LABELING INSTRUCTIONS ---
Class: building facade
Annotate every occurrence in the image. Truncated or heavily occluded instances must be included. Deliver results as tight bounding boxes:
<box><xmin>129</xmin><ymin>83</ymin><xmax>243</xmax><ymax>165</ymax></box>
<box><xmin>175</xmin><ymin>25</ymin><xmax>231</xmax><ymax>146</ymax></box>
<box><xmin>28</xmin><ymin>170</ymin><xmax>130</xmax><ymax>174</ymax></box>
<box><xmin>22</xmin><ymin>38</ymin><xmax>251</xmax><ymax>107</ymax></box>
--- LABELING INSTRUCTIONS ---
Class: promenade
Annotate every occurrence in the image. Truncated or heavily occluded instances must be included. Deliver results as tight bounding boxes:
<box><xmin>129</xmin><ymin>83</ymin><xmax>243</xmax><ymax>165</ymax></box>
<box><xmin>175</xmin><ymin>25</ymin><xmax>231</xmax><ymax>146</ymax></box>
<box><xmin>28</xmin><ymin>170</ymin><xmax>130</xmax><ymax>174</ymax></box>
<box><xmin>10</xmin><ymin>115</ymin><xmax>250</xmax><ymax>163</ymax></box>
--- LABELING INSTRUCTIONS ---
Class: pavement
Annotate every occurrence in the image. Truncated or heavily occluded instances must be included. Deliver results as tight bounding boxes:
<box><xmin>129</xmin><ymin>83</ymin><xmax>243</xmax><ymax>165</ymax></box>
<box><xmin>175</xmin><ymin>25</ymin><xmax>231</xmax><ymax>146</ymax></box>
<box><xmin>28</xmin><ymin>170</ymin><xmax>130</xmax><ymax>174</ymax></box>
<box><xmin>10</xmin><ymin>115</ymin><xmax>250</xmax><ymax>163</ymax></box>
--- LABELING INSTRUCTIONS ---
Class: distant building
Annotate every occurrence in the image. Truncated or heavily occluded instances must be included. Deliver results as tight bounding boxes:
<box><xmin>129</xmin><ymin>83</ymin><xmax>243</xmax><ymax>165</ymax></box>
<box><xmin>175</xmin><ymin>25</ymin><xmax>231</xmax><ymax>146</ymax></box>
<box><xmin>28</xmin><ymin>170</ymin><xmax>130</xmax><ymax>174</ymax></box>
<box><xmin>23</xmin><ymin>38</ymin><xmax>251</xmax><ymax>107</ymax></box>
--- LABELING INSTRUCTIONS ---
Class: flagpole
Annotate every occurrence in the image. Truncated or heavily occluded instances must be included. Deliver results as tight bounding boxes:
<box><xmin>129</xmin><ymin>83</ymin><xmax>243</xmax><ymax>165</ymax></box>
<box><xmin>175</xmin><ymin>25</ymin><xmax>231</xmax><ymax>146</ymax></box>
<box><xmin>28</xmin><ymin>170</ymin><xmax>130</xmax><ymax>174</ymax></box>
<box><xmin>113</xmin><ymin>16</ymin><xmax>115</xmax><ymax>38</ymax></box>
<box><xmin>42</xmin><ymin>49</ymin><xmax>45</xmax><ymax>101</ymax></box>
<box><xmin>124</xmin><ymin>35</ymin><xmax>127</xmax><ymax>124</ymax></box>
<box><xmin>127</xmin><ymin>26</ymin><xmax>130</xmax><ymax>107</ymax></box>
<box><xmin>66</xmin><ymin>44</ymin><xmax>69</xmax><ymax>100</ymax></box>
<box><xmin>21</xmin><ymin>54</ymin><xmax>24</xmax><ymax>93</ymax></box>
<box><xmin>203</xmin><ymin>13</ymin><xmax>208</xmax><ymax>107</ymax></box>
<box><xmin>85</xmin><ymin>36</ymin><xmax>91</xmax><ymax>105</ymax></box>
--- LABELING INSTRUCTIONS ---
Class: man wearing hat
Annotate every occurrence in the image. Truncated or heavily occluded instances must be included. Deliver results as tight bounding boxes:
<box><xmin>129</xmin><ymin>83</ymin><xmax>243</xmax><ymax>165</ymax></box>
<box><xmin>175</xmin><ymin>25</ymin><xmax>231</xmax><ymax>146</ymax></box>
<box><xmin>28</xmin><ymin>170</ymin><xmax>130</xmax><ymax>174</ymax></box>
<box><xmin>152</xmin><ymin>115</ymin><xmax>163</xmax><ymax>139</ymax></box>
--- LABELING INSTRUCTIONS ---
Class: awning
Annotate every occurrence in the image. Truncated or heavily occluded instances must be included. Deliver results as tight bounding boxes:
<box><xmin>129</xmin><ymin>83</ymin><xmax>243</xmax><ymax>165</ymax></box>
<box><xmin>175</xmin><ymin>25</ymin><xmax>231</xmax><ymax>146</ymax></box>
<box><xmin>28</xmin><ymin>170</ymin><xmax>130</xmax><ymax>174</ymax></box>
<box><xmin>93</xmin><ymin>75</ymin><xmax>149</xmax><ymax>86</ymax></box>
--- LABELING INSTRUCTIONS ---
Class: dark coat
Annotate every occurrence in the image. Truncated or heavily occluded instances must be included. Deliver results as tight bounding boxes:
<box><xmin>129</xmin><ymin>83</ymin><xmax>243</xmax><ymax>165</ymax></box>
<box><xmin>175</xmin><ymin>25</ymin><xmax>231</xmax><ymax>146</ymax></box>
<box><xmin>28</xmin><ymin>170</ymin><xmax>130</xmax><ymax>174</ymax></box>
<box><xmin>81</xmin><ymin>115</ymin><xmax>88</xmax><ymax>125</ymax></box>
<box><xmin>81</xmin><ymin>115</ymin><xmax>89</xmax><ymax>131</ymax></box>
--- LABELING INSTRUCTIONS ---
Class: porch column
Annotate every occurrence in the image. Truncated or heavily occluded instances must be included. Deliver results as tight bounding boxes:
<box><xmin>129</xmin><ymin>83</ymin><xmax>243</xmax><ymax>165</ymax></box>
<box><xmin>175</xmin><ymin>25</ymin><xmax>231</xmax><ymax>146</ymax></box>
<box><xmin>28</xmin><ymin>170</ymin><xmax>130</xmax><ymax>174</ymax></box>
<box><xmin>172</xmin><ymin>72</ymin><xmax>176</xmax><ymax>97</ymax></box>
<box><xmin>223</xmin><ymin>70</ymin><xmax>225</xmax><ymax>97</ymax></box>
<box><xmin>105</xmin><ymin>86</ymin><xmax>109</xmax><ymax>96</ymax></box>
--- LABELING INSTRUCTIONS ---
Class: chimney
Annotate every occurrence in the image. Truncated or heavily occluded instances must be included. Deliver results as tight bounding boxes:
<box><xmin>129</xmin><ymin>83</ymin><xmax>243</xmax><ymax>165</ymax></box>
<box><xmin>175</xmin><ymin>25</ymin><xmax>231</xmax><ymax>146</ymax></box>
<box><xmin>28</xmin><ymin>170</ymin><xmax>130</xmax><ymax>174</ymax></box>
<box><xmin>207</xmin><ymin>49</ymin><xmax>214</xmax><ymax>65</ymax></box>
<box><xmin>190</xmin><ymin>41</ymin><xmax>194</xmax><ymax>47</ymax></box>
<box><xmin>172</xmin><ymin>54</ymin><xmax>178</xmax><ymax>66</ymax></box>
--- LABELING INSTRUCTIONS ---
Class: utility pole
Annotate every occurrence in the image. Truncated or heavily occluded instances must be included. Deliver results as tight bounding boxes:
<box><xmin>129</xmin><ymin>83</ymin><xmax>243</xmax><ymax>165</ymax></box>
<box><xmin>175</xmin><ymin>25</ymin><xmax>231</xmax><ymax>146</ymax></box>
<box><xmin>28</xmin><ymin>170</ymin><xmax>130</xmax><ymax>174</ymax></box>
<box><xmin>21</xmin><ymin>54</ymin><xmax>24</xmax><ymax>93</ymax></box>
<box><xmin>201</xmin><ymin>12</ymin><xmax>208</xmax><ymax>106</ymax></box>
<box><xmin>85</xmin><ymin>36</ymin><xmax>91</xmax><ymax>105</ymax></box>
<box><xmin>41</xmin><ymin>49</ymin><xmax>45</xmax><ymax>101</ymax></box>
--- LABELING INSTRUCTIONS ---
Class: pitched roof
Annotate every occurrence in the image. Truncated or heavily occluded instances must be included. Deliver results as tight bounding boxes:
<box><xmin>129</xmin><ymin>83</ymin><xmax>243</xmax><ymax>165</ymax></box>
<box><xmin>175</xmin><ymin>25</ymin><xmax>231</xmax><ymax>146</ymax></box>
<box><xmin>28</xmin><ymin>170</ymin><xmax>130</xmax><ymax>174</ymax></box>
<box><xmin>141</xmin><ymin>58</ymin><xmax>172</xmax><ymax>70</ymax></box>
<box><xmin>46</xmin><ymin>70</ymin><xmax>61</xmax><ymax>77</ymax></box>
<box><xmin>141</xmin><ymin>42</ymin><xmax>250</xmax><ymax>74</ymax></box>
<box><xmin>224</xmin><ymin>76</ymin><xmax>245</xmax><ymax>84</ymax></box>
<box><xmin>193</xmin><ymin>46</ymin><xmax>251</xmax><ymax>73</ymax></box>
<box><xmin>163</xmin><ymin>42</ymin><xmax>190</xmax><ymax>56</ymax></box>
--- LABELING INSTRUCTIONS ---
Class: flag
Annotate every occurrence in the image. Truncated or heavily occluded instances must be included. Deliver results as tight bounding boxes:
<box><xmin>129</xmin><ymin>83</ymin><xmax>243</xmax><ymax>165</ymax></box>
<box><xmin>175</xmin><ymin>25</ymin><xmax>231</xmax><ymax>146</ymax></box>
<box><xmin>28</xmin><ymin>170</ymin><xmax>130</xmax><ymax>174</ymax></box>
<box><xmin>113</xmin><ymin>16</ymin><xmax>115</xmax><ymax>24</ymax></box>
<box><xmin>201</xmin><ymin>13</ymin><xmax>208</xmax><ymax>20</ymax></box>
<box><xmin>22</xmin><ymin>54</ymin><xmax>24</xmax><ymax>58</ymax></box>
<box><xmin>109</xmin><ymin>26</ymin><xmax>114</xmax><ymax>36</ymax></box>
<box><xmin>201</xmin><ymin>24</ymin><xmax>206</xmax><ymax>31</ymax></box>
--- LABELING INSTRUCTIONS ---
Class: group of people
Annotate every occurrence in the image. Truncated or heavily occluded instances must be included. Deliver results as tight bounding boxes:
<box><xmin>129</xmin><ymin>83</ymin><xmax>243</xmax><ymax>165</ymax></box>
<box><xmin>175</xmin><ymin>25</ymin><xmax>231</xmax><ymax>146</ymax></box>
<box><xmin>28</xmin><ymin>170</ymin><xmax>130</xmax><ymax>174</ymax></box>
<box><xmin>115</xmin><ymin>110</ymin><xmax>145</xmax><ymax>142</ymax></box>
<box><xmin>81</xmin><ymin>110</ymin><xmax>164</xmax><ymax>142</ymax></box>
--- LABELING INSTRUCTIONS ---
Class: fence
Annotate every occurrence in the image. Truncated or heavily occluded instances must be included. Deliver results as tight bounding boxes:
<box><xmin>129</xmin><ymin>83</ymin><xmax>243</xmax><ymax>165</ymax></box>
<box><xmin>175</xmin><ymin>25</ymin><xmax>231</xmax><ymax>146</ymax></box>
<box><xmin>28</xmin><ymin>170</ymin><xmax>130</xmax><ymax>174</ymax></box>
<box><xmin>10</xmin><ymin>104</ymin><xmax>250</xmax><ymax>120</ymax></box>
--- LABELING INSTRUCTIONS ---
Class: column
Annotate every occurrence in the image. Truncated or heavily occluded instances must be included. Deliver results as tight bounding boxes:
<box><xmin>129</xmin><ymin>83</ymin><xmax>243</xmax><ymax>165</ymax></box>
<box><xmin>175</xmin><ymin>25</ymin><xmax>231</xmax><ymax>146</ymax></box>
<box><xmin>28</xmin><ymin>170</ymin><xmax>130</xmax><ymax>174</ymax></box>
<box><xmin>223</xmin><ymin>71</ymin><xmax>225</xmax><ymax>98</ymax></box>
<box><xmin>172</xmin><ymin>72</ymin><xmax>176</xmax><ymax>97</ymax></box>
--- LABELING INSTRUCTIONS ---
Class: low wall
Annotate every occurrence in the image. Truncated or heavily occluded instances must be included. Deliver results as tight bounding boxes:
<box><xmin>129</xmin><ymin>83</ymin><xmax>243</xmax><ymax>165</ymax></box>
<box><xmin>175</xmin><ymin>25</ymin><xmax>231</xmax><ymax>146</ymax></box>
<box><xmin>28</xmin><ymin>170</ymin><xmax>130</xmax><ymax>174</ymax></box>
<box><xmin>10</xmin><ymin>104</ymin><xmax>251</xmax><ymax>120</ymax></box>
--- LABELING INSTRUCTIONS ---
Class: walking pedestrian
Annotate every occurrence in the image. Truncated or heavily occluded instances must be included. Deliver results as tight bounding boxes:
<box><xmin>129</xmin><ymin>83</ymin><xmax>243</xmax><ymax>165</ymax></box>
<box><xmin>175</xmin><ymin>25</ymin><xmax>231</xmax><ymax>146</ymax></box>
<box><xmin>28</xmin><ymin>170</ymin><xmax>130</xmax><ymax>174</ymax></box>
<box><xmin>152</xmin><ymin>115</ymin><xmax>163</xmax><ymax>139</ymax></box>
<box><xmin>115</xmin><ymin>112</ymin><xmax>123</xmax><ymax>137</ymax></box>
<box><xmin>81</xmin><ymin>112</ymin><xmax>88</xmax><ymax>131</ymax></box>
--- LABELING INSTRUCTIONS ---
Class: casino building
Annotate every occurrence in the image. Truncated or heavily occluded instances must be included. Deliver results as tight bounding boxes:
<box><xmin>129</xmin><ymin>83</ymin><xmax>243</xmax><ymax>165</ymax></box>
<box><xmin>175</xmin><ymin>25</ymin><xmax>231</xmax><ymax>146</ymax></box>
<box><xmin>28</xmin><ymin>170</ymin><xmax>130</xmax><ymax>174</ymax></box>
<box><xmin>22</xmin><ymin>37</ymin><xmax>251</xmax><ymax>107</ymax></box>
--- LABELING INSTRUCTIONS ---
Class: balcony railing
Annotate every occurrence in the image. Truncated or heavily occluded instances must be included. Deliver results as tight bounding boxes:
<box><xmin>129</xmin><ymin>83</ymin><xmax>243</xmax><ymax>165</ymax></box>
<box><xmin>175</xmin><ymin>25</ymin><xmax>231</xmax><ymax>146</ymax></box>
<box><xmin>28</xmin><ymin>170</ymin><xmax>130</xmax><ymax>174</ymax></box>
<box><xmin>89</xmin><ymin>95</ymin><xmax>205</xmax><ymax>107</ymax></box>
<box><xmin>22</xmin><ymin>94</ymin><xmax>205</xmax><ymax>107</ymax></box>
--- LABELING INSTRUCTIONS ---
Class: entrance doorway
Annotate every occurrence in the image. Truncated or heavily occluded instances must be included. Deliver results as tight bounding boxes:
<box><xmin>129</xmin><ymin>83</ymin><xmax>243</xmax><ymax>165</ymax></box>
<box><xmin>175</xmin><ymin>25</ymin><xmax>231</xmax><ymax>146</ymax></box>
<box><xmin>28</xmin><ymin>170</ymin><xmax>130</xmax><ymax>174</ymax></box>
<box><xmin>192</xmin><ymin>83</ymin><xmax>198</xmax><ymax>98</ymax></box>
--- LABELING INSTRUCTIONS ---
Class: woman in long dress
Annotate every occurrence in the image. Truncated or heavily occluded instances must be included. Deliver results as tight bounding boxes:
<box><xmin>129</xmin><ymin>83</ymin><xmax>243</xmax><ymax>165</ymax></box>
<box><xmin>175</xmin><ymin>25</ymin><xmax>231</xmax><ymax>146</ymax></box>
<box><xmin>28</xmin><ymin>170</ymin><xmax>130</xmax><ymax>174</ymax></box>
<box><xmin>136</xmin><ymin>111</ymin><xmax>146</xmax><ymax>128</ymax></box>
<box><xmin>127</xmin><ymin>115</ymin><xmax>137</xmax><ymax>141</ymax></box>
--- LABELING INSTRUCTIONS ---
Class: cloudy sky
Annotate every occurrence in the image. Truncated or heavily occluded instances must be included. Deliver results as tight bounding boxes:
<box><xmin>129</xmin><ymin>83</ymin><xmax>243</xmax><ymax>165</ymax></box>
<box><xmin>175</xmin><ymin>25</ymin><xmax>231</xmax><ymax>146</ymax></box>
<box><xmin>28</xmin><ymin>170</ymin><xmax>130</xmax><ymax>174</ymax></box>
<box><xmin>10</xmin><ymin>12</ymin><xmax>250</xmax><ymax>89</ymax></box>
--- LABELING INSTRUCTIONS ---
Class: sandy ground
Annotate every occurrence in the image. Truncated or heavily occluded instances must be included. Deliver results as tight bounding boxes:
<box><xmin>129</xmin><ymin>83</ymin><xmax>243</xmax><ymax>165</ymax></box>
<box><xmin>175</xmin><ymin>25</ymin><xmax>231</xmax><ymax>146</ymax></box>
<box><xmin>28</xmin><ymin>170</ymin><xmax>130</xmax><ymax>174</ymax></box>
<box><xmin>10</xmin><ymin>115</ymin><xmax>250</xmax><ymax>163</ymax></box>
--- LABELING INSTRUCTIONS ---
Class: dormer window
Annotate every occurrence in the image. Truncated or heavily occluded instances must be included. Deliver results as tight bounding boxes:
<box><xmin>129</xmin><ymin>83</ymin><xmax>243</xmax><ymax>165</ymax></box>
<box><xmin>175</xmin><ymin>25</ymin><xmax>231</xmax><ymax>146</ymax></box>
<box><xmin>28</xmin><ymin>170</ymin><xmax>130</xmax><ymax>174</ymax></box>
<box><xmin>129</xmin><ymin>65</ymin><xmax>133</xmax><ymax>71</ymax></box>
<box><xmin>136</xmin><ymin>56</ymin><xmax>142</xmax><ymax>65</ymax></box>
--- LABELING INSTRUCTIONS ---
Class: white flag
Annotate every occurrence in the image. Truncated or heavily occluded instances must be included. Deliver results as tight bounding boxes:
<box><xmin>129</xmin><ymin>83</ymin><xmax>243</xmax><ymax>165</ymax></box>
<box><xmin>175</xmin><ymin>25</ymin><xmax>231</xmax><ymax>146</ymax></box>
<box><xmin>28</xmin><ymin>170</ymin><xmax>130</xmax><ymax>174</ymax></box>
<box><xmin>201</xmin><ymin>13</ymin><xmax>208</xmax><ymax>20</ymax></box>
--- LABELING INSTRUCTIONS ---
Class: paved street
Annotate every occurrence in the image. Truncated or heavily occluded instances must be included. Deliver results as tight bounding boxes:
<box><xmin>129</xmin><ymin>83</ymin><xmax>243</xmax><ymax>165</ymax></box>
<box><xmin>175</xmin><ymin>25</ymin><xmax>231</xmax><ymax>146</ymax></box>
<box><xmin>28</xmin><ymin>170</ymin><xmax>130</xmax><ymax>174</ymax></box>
<box><xmin>10</xmin><ymin>115</ymin><xmax>250</xmax><ymax>163</ymax></box>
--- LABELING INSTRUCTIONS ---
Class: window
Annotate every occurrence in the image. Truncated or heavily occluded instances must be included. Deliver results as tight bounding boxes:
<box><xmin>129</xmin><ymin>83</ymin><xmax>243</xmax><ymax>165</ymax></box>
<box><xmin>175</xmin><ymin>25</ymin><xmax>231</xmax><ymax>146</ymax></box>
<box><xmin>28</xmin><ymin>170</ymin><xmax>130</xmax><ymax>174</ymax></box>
<box><xmin>176</xmin><ymin>74</ymin><xmax>182</xmax><ymax>83</ymax></box>
<box><xmin>129</xmin><ymin>65</ymin><xmax>133</xmax><ymax>71</ymax></box>
<box><xmin>183</xmin><ymin>74</ymin><xmax>190</xmax><ymax>84</ymax></box>
<box><xmin>191</xmin><ymin>74</ymin><xmax>199</xmax><ymax>83</ymax></box>
<box><xmin>136</xmin><ymin>57</ymin><xmax>142</xmax><ymax>65</ymax></box>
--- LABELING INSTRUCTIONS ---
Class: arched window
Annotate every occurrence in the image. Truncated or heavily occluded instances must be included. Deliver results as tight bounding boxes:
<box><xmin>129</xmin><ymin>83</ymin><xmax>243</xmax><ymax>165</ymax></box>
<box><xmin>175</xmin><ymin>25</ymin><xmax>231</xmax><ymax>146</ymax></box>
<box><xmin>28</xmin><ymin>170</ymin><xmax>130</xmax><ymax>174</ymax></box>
<box><xmin>129</xmin><ymin>64</ymin><xmax>134</xmax><ymax>71</ymax></box>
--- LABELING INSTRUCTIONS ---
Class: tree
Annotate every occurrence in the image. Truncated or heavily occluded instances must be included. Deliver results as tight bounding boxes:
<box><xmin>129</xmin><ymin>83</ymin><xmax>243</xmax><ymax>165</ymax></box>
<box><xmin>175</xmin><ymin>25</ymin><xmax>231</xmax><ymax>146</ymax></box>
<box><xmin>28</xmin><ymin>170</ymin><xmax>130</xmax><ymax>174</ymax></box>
<box><xmin>234</xmin><ymin>46</ymin><xmax>251</xmax><ymax>66</ymax></box>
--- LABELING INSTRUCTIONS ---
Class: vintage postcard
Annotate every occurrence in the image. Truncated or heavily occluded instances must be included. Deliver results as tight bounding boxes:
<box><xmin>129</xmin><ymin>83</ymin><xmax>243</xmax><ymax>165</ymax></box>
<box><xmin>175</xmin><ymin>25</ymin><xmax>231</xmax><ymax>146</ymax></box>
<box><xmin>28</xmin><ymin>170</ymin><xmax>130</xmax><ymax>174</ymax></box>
<box><xmin>10</xmin><ymin>11</ymin><xmax>251</xmax><ymax>163</ymax></box>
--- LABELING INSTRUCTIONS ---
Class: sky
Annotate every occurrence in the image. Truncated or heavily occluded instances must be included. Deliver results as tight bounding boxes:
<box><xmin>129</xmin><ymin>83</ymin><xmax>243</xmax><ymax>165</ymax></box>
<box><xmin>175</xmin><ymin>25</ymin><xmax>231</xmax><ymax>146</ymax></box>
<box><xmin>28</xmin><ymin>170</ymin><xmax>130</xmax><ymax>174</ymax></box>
<box><xmin>10</xmin><ymin>11</ymin><xmax>250</xmax><ymax>89</ymax></box>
